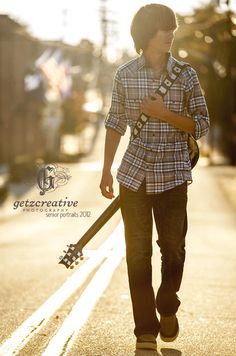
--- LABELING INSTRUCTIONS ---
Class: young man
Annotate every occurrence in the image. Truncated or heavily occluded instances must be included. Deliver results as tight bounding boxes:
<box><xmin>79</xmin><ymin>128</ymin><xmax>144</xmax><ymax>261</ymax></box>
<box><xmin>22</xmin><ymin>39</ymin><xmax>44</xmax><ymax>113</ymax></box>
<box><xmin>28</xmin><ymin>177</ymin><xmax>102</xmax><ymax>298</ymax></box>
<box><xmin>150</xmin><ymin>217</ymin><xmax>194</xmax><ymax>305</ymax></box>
<box><xmin>99</xmin><ymin>4</ymin><xmax>209</xmax><ymax>351</ymax></box>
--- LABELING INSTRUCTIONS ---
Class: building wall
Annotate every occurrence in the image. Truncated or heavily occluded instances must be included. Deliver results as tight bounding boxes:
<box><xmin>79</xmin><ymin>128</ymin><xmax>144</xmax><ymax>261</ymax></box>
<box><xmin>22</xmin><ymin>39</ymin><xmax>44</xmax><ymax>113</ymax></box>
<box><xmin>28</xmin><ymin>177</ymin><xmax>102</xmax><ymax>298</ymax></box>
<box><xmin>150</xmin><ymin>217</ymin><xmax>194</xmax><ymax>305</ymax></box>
<box><xmin>0</xmin><ymin>15</ymin><xmax>43</xmax><ymax>164</ymax></box>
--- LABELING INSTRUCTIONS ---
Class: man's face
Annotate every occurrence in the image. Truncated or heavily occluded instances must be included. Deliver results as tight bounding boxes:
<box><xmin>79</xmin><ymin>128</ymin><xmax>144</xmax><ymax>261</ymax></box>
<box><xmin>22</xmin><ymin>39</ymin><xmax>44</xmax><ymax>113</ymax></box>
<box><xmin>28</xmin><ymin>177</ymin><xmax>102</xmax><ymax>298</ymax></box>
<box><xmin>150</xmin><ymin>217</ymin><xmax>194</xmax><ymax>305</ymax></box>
<box><xmin>146</xmin><ymin>29</ymin><xmax>176</xmax><ymax>54</ymax></box>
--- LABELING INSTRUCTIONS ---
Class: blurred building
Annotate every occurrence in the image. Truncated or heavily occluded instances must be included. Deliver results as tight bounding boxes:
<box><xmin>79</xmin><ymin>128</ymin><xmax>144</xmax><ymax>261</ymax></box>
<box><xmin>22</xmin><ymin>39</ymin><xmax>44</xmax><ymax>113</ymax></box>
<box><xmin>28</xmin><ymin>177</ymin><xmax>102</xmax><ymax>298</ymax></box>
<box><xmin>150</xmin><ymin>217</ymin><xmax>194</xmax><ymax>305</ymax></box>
<box><xmin>0</xmin><ymin>15</ymin><xmax>43</xmax><ymax>169</ymax></box>
<box><xmin>0</xmin><ymin>15</ymin><xmax>108</xmax><ymax>180</ymax></box>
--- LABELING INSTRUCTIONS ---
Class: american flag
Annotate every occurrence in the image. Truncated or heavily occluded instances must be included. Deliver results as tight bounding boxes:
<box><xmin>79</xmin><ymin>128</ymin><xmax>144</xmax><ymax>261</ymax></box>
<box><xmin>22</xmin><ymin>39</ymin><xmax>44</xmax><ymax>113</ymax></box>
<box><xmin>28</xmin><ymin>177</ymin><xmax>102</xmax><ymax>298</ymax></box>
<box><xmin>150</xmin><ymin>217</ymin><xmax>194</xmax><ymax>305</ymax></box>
<box><xmin>37</xmin><ymin>49</ymin><xmax>72</xmax><ymax>98</ymax></box>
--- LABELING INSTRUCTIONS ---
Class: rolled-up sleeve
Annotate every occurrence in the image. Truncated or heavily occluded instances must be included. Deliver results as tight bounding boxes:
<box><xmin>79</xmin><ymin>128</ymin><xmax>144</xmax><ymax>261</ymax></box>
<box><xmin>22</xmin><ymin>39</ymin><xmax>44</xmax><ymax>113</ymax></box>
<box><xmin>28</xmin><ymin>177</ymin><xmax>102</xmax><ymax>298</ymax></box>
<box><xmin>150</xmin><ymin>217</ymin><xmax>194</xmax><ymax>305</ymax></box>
<box><xmin>185</xmin><ymin>67</ymin><xmax>210</xmax><ymax>140</ymax></box>
<box><xmin>105</xmin><ymin>70</ymin><xmax>127</xmax><ymax>136</ymax></box>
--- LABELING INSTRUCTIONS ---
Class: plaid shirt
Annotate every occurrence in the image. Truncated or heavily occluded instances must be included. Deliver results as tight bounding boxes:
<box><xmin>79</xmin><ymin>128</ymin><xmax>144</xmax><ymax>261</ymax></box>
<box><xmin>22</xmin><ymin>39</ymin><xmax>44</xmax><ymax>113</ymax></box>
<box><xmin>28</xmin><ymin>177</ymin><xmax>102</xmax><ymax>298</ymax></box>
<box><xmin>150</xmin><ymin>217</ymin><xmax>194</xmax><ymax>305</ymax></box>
<box><xmin>105</xmin><ymin>53</ymin><xmax>210</xmax><ymax>194</ymax></box>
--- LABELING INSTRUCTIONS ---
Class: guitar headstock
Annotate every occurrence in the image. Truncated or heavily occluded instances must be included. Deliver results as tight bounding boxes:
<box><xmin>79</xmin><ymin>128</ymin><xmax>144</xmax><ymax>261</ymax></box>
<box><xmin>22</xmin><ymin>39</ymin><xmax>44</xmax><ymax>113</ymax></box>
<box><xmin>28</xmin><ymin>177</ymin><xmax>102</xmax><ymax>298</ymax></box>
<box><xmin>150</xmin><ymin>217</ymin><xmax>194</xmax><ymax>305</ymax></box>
<box><xmin>59</xmin><ymin>243</ymin><xmax>84</xmax><ymax>269</ymax></box>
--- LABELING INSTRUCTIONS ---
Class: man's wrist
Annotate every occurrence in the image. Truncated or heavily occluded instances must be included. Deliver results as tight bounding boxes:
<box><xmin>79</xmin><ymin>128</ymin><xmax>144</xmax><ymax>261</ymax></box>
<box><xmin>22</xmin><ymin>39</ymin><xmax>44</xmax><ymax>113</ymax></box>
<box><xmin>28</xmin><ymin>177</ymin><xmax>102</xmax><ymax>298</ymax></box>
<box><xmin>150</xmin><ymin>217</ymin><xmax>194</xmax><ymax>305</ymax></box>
<box><xmin>160</xmin><ymin>107</ymin><xmax>170</xmax><ymax>120</ymax></box>
<box><xmin>102</xmin><ymin>167</ymin><xmax>112</xmax><ymax>174</ymax></box>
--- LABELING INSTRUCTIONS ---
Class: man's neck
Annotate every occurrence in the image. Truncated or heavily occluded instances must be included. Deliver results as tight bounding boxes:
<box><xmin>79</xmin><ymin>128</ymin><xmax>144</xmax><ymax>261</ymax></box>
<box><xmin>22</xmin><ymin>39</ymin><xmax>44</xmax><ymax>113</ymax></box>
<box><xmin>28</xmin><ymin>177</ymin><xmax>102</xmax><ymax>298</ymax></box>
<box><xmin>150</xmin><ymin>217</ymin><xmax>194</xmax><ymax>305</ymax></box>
<box><xmin>143</xmin><ymin>50</ymin><xmax>168</xmax><ymax>71</ymax></box>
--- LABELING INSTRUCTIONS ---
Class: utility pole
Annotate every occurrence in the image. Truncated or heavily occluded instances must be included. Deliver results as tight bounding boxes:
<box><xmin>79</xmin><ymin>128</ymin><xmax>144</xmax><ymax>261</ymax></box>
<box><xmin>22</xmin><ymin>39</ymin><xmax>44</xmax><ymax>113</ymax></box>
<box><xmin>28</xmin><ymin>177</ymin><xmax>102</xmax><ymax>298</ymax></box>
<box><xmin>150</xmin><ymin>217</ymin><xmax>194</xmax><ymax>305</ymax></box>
<box><xmin>98</xmin><ymin>0</ymin><xmax>118</xmax><ymax>109</ymax></box>
<box><xmin>61</xmin><ymin>7</ymin><xmax>68</xmax><ymax>43</ymax></box>
<box><xmin>100</xmin><ymin>0</ymin><xmax>108</xmax><ymax>58</ymax></box>
<box><xmin>98</xmin><ymin>0</ymin><xmax>110</xmax><ymax>109</ymax></box>
<box><xmin>99</xmin><ymin>0</ymin><xmax>118</xmax><ymax>59</ymax></box>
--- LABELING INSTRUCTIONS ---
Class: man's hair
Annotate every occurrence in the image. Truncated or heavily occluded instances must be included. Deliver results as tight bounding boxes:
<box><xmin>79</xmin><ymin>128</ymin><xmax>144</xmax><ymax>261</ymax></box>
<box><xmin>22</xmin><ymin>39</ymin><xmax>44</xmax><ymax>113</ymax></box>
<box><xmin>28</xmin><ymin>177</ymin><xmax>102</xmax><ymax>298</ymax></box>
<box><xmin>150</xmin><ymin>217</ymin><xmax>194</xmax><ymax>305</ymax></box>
<box><xmin>130</xmin><ymin>4</ymin><xmax>177</xmax><ymax>54</ymax></box>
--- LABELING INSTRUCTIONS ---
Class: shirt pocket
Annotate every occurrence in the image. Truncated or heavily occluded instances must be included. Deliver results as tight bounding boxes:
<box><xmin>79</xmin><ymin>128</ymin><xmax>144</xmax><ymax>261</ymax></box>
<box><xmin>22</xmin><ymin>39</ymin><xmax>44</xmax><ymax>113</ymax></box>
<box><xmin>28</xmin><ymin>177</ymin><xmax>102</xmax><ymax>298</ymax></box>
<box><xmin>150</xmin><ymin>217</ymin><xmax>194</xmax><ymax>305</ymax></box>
<box><xmin>168</xmin><ymin>100</ymin><xmax>185</xmax><ymax>113</ymax></box>
<box><xmin>166</xmin><ymin>86</ymin><xmax>185</xmax><ymax>113</ymax></box>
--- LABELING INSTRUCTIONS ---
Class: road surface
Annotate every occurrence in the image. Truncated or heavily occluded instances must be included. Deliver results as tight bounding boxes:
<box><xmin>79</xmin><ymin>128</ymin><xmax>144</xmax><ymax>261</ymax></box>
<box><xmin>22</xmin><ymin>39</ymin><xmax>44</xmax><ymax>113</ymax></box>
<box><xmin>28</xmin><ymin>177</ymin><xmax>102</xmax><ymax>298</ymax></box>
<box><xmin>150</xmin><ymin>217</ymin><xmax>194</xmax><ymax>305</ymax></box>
<box><xmin>0</xmin><ymin>125</ymin><xmax>236</xmax><ymax>356</ymax></box>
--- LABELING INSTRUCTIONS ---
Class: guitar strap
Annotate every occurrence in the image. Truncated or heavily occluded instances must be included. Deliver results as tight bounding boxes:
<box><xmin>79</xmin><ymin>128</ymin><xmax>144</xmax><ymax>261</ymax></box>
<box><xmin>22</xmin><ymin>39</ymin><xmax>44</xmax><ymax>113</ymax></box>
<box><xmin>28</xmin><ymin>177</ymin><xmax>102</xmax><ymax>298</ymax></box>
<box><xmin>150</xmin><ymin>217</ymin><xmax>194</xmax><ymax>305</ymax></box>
<box><xmin>130</xmin><ymin>61</ymin><xmax>188</xmax><ymax>142</ymax></box>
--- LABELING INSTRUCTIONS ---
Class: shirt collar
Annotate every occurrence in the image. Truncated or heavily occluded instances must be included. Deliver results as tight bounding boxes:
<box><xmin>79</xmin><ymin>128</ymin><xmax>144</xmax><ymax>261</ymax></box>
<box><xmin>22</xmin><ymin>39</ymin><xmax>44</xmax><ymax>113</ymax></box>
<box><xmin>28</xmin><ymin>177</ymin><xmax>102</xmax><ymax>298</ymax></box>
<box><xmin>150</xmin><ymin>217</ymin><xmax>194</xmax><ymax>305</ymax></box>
<box><xmin>137</xmin><ymin>52</ymin><xmax>175</xmax><ymax>75</ymax></box>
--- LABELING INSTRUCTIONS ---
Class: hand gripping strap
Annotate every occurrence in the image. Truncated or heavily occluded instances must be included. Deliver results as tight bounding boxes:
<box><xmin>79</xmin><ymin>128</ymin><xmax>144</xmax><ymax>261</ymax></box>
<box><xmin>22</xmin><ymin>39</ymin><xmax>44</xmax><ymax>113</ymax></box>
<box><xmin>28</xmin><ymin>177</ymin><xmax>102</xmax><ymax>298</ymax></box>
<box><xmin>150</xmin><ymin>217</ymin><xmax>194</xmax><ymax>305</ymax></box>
<box><xmin>130</xmin><ymin>61</ymin><xmax>188</xmax><ymax>142</ymax></box>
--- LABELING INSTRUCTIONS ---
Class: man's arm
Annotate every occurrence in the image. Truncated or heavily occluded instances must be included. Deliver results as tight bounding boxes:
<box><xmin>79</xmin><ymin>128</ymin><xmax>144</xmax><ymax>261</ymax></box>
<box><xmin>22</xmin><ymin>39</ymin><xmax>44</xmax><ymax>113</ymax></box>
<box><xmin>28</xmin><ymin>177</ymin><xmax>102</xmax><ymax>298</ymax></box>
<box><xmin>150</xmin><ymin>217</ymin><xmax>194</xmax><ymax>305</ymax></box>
<box><xmin>141</xmin><ymin>93</ymin><xmax>195</xmax><ymax>134</ymax></box>
<box><xmin>100</xmin><ymin>128</ymin><xmax>122</xmax><ymax>199</ymax></box>
<box><xmin>100</xmin><ymin>69</ymin><xmax>126</xmax><ymax>199</ymax></box>
<box><xmin>141</xmin><ymin>67</ymin><xmax>210</xmax><ymax>139</ymax></box>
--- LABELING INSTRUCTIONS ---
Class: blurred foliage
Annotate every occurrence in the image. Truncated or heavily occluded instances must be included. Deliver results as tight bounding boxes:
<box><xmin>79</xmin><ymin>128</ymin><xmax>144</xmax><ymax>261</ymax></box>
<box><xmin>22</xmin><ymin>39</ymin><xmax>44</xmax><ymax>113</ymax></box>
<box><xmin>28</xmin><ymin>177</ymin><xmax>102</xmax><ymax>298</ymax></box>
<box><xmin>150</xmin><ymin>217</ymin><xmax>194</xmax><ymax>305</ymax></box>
<box><xmin>61</xmin><ymin>91</ymin><xmax>88</xmax><ymax>134</ymax></box>
<box><xmin>76</xmin><ymin>39</ymin><xmax>95</xmax><ymax>72</ymax></box>
<box><xmin>172</xmin><ymin>4</ymin><xmax>236</xmax><ymax>161</ymax></box>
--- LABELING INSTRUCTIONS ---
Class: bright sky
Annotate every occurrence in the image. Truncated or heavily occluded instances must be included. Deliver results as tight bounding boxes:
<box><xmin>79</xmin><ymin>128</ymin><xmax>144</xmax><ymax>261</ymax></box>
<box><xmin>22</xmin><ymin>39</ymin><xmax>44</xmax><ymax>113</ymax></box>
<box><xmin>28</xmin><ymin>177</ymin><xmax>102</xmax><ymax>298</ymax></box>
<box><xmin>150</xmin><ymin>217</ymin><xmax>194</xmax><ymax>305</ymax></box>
<box><xmin>0</xmin><ymin>0</ymin><xmax>235</xmax><ymax>54</ymax></box>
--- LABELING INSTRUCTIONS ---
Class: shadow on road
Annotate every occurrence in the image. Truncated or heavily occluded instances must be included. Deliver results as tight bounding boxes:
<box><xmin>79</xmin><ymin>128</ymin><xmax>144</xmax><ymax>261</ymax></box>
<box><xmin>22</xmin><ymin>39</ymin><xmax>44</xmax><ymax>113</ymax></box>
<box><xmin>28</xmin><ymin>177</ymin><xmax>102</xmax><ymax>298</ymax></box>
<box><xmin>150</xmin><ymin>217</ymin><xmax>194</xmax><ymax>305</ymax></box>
<box><xmin>134</xmin><ymin>350</ymin><xmax>161</xmax><ymax>356</ymax></box>
<box><xmin>161</xmin><ymin>348</ymin><xmax>182</xmax><ymax>355</ymax></box>
<box><xmin>134</xmin><ymin>348</ymin><xmax>181</xmax><ymax>356</ymax></box>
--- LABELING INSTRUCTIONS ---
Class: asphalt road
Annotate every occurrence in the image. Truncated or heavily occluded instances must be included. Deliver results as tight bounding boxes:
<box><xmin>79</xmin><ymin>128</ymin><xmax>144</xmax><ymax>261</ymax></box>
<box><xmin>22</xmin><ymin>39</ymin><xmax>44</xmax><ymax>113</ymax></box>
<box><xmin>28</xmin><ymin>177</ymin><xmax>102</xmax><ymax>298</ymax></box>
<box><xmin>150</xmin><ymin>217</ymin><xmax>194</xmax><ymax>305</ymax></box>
<box><xmin>0</xmin><ymin>126</ymin><xmax>236</xmax><ymax>356</ymax></box>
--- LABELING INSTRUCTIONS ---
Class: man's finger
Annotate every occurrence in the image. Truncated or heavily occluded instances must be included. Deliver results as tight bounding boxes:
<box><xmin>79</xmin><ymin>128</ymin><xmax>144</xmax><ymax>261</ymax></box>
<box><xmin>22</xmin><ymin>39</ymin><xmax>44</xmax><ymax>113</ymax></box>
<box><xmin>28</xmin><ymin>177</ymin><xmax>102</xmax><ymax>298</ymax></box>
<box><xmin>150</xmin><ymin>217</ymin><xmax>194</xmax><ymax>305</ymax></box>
<box><xmin>100</xmin><ymin>184</ymin><xmax>114</xmax><ymax>199</ymax></box>
<box><xmin>107</xmin><ymin>185</ymin><xmax>114</xmax><ymax>198</ymax></box>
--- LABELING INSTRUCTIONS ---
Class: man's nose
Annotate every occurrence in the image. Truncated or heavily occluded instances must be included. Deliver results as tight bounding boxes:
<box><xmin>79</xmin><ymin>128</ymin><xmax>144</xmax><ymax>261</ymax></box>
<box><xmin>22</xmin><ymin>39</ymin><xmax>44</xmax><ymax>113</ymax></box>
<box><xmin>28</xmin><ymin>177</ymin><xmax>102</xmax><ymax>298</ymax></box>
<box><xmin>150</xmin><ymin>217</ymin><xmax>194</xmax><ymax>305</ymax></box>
<box><xmin>168</xmin><ymin>31</ymin><xmax>174</xmax><ymax>40</ymax></box>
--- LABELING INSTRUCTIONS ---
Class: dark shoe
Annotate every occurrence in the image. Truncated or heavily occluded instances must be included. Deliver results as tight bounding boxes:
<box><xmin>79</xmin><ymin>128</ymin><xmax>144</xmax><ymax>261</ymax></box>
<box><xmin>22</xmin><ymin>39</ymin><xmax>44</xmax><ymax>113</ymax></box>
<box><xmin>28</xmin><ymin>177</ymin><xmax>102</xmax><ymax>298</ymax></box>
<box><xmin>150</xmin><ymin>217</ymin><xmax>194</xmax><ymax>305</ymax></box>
<box><xmin>160</xmin><ymin>315</ymin><xmax>179</xmax><ymax>342</ymax></box>
<box><xmin>136</xmin><ymin>334</ymin><xmax>157</xmax><ymax>350</ymax></box>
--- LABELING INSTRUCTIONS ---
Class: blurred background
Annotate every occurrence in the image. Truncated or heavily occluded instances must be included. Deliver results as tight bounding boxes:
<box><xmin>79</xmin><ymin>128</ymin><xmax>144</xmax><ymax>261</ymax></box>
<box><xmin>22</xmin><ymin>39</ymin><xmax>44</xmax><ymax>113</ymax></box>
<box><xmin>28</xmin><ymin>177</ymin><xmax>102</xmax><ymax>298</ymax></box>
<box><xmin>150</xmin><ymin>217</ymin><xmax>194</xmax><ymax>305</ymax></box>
<box><xmin>1</xmin><ymin>2</ymin><xmax>236</xmax><ymax>354</ymax></box>
<box><xmin>0</xmin><ymin>0</ymin><xmax>236</xmax><ymax>201</ymax></box>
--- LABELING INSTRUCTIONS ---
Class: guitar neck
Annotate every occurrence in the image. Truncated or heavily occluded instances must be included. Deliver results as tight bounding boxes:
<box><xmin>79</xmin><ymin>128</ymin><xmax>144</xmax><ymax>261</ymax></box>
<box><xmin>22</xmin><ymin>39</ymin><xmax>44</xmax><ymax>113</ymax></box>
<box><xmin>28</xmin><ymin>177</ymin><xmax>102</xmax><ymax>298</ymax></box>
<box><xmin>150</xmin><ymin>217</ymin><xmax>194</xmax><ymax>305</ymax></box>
<box><xmin>76</xmin><ymin>196</ymin><xmax>120</xmax><ymax>249</ymax></box>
